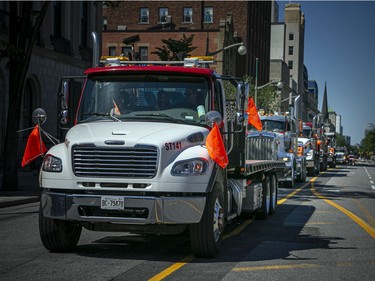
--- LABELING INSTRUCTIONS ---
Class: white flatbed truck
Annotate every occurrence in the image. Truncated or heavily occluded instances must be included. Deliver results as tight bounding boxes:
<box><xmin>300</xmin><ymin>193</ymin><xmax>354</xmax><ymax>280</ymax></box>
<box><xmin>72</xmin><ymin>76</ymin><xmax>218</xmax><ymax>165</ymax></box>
<box><xmin>37</xmin><ymin>34</ymin><xmax>285</xmax><ymax>258</ymax></box>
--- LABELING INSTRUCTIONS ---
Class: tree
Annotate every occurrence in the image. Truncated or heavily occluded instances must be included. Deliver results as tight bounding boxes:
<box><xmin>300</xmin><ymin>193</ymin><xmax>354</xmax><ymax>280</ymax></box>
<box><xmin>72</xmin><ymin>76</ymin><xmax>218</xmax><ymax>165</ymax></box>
<box><xmin>0</xmin><ymin>2</ymin><xmax>49</xmax><ymax>191</ymax></box>
<box><xmin>254</xmin><ymin>86</ymin><xmax>279</xmax><ymax>113</ymax></box>
<box><xmin>151</xmin><ymin>34</ymin><xmax>197</xmax><ymax>61</ymax></box>
<box><xmin>335</xmin><ymin>133</ymin><xmax>347</xmax><ymax>148</ymax></box>
<box><xmin>361</xmin><ymin>130</ymin><xmax>375</xmax><ymax>158</ymax></box>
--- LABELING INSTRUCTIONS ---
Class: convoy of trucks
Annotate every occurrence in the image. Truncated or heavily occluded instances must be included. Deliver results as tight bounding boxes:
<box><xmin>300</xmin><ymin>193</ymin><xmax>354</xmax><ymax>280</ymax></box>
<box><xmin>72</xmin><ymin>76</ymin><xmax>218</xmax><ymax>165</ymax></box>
<box><xmin>33</xmin><ymin>31</ymin><xmax>342</xmax><ymax>258</ymax></box>
<box><xmin>257</xmin><ymin>113</ymin><xmax>306</xmax><ymax>187</ymax></box>
<box><xmin>36</xmin><ymin>33</ymin><xmax>289</xmax><ymax>258</ymax></box>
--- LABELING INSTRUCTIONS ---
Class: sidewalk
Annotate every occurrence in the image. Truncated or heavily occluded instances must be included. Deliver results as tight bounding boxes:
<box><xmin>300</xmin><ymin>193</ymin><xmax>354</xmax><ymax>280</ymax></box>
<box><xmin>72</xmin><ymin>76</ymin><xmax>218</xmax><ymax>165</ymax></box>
<box><xmin>0</xmin><ymin>171</ymin><xmax>41</xmax><ymax>208</ymax></box>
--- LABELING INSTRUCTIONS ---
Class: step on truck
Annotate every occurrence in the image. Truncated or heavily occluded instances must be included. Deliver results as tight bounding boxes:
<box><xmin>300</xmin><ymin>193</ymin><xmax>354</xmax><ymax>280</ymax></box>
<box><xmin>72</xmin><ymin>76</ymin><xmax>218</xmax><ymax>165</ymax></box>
<box><xmin>37</xmin><ymin>32</ymin><xmax>286</xmax><ymax>258</ymax></box>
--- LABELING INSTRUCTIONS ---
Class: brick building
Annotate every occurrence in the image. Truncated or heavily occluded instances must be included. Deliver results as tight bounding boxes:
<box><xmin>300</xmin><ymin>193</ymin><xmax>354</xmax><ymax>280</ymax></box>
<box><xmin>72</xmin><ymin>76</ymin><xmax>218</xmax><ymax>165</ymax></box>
<box><xmin>102</xmin><ymin>1</ymin><xmax>272</xmax><ymax>82</ymax></box>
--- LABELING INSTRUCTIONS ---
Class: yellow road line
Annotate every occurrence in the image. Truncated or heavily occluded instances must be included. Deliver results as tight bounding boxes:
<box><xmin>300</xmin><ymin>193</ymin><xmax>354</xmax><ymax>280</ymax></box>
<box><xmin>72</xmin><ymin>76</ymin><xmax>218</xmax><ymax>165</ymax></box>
<box><xmin>148</xmin><ymin>255</ymin><xmax>195</xmax><ymax>281</ymax></box>
<box><xmin>150</xmin><ymin>169</ymin><xmax>374</xmax><ymax>280</ymax></box>
<box><xmin>224</xmin><ymin>218</ymin><xmax>254</xmax><ymax>240</ymax></box>
<box><xmin>353</xmin><ymin>198</ymin><xmax>375</xmax><ymax>228</ymax></box>
<box><xmin>149</xmin><ymin>176</ymin><xmax>316</xmax><ymax>280</ymax></box>
<box><xmin>232</xmin><ymin>263</ymin><xmax>319</xmax><ymax>272</ymax></box>
<box><xmin>311</xmin><ymin>183</ymin><xmax>375</xmax><ymax>239</ymax></box>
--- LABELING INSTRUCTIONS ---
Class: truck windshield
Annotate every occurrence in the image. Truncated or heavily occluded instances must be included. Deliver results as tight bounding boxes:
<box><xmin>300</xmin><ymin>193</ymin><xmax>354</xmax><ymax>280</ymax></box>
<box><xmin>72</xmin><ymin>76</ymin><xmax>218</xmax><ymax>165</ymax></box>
<box><xmin>261</xmin><ymin>120</ymin><xmax>286</xmax><ymax>132</ymax></box>
<box><xmin>77</xmin><ymin>74</ymin><xmax>210</xmax><ymax>124</ymax></box>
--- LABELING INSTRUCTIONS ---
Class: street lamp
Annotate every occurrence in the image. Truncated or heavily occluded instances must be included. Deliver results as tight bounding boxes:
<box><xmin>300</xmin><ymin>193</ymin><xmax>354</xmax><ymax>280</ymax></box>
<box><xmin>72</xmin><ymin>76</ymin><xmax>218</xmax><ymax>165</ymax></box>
<box><xmin>276</xmin><ymin>81</ymin><xmax>296</xmax><ymax>105</ymax></box>
<box><xmin>207</xmin><ymin>42</ymin><xmax>247</xmax><ymax>56</ymax></box>
<box><xmin>277</xmin><ymin>81</ymin><xmax>300</xmax><ymax>118</ymax></box>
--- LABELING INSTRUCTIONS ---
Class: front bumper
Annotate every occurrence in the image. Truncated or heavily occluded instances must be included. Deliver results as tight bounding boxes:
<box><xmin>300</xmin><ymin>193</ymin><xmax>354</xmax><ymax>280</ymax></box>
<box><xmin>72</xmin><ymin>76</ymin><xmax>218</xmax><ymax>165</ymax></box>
<box><xmin>41</xmin><ymin>191</ymin><xmax>206</xmax><ymax>224</ymax></box>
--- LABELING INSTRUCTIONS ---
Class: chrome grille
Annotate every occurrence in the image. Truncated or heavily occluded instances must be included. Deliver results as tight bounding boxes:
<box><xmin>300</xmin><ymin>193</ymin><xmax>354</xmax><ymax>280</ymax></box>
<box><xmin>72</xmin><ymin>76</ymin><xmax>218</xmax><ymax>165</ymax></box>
<box><xmin>72</xmin><ymin>144</ymin><xmax>158</xmax><ymax>178</ymax></box>
<box><xmin>247</xmin><ymin>134</ymin><xmax>277</xmax><ymax>161</ymax></box>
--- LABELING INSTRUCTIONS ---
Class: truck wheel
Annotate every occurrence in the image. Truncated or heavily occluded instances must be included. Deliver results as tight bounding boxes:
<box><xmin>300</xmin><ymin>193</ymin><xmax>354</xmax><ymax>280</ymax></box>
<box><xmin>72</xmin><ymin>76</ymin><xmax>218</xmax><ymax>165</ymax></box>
<box><xmin>39</xmin><ymin>204</ymin><xmax>82</xmax><ymax>252</ymax></box>
<box><xmin>269</xmin><ymin>174</ymin><xmax>278</xmax><ymax>215</ymax></box>
<box><xmin>307</xmin><ymin>167</ymin><xmax>314</xmax><ymax>177</ymax></box>
<box><xmin>256</xmin><ymin>175</ymin><xmax>271</xmax><ymax>219</ymax></box>
<box><xmin>190</xmin><ymin>183</ymin><xmax>224</xmax><ymax>258</ymax></box>
<box><xmin>297</xmin><ymin>171</ymin><xmax>304</xmax><ymax>183</ymax></box>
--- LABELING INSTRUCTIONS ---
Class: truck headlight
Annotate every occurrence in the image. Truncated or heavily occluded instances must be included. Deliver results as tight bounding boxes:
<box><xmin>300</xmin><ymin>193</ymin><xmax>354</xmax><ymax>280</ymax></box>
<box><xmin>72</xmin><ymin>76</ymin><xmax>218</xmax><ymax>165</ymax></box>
<box><xmin>42</xmin><ymin>154</ymin><xmax>62</xmax><ymax>172</ymax></box>
<box><xmin>172</xmin><ymin>158</ymin><xmax>208</xmax><ymax>176</ymax></box>
<box><xmin>279</xmin><ymin>156</ymin><xmax>291</xmax><ymax>162</ymax></box>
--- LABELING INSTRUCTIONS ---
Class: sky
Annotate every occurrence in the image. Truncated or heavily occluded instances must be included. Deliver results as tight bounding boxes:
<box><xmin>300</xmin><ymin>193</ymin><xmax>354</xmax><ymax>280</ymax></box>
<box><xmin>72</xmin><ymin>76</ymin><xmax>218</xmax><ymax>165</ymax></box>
<box><xmin>278</xmin><ymin>0</ymin><xmax>375</xmax><ymax>145</ymax></box>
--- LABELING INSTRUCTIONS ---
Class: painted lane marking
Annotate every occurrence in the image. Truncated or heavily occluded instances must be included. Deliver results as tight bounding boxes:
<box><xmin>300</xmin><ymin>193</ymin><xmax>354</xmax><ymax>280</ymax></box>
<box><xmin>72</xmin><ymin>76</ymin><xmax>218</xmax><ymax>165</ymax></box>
<box><xmin>149</xmin><ymin>176</ymin><xmax>315</xmax><ymax>280</ymax></box>
<box><xmin>232</xmin><ymin>263</ymin><xmax>319</xmax><ymax>272</ymax></box>
<box><xmin>311</xmin><ymin>183</ymin><xmax>375</xmax><ymax>239</ymax></box>
<box><xmin>364</xmin><ymin>167</ymin><xmax>375</xmax><ymax>190</ymax></box>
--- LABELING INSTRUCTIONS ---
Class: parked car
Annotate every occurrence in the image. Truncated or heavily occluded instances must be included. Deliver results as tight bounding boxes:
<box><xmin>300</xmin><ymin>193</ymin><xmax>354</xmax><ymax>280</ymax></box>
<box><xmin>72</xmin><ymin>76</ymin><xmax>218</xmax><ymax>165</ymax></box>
<box><xmin>348</xmin><ymin>155</ymin><xmax>355</xmax><ymax>165</ymax></box>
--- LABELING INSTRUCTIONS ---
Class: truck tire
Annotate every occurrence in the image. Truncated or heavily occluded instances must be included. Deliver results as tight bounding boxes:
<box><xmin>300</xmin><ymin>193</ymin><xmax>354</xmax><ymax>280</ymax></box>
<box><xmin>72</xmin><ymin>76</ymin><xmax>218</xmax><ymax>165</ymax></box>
<box><xmin>269</xmin><ymin>174</ymin><xmax>278</xmax><ymax>215</ymax></box>
<box><xmin>39</xmin><ymin>204</ymin><xmax>82</xmax><ymax>252</ymax></box>
<box><xmin>190</xmin><ymin>183</ymin><xmax>224</xmax><ymax>258</ymax></box>
<box><xmin>307</xmin><ymin>167</ymin><xmax>315</xmax><ymax>177</ymax></box>
<box><xmin>256</xmin><ymin>175</ymin><xmax>271</xmax><ymax>219</ymax></box>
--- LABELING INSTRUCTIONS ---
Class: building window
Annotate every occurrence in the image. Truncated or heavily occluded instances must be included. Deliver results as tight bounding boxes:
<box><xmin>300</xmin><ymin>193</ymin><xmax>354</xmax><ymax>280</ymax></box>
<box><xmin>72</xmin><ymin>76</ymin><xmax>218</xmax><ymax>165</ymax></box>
<box><xmin>183</xmin><ymin>7</ymin><xmax>192</xmax><ymax>23</ymax></box>
<box><xmin>204</xmin><ymin>7</ymin><xmax>213</xmax><ymax>23</ymax></box>
<box><xmin>159</xmin><ymin>8</ymin><xmax>168</xmax><ymax>23</ymax></box>
<box><xmin>140</xmin><ymin>8</ymin><xmax>149</xmax><ymax>23</ymax></box>
<box><xmin>288</xmin><ymin>46</ymin><xmax>293</xmax><ymax>55</ymax></box>
<box><xmin>122</xmin><ymin>46</ymin><xmax>133</xmax><ymax>59</ymax></box>
<box><xmin>109</xmin><ymin>46</ymin><xmax>116</xmax><ymax>56</ymax></box>
<box><xmin>288</xmin><ymin>60</ymin><xmax>293</xmax><ymax>69</ymax></box>
<box><xmin>81</xmin><ymin>2</ymin><xmax>88</xmax><ymax>47</ymax></box>
<box><xmin>102</xmin><ymin>17</ymin><xmax>107</xmax><ymax>31</ymax></box>
<box><xmin>139</xmin><ymin>47</ymin><xmax>148</xmax><ymax>61</ymax></box>
<box><xmin>53</xmin><ymin>1</ymin><xmax>62</xmax><ymax>38</ymax></box>
<box><xmin>289</xmin><ymin>33</ymin><xmax>294</xmax><ymax>40</ymax></box>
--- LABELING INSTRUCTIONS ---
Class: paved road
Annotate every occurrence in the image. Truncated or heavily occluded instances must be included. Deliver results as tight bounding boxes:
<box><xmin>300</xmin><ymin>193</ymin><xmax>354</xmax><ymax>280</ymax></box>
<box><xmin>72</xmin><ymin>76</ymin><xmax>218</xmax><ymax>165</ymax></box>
<box><xmin>0</xmin><ymin>165</ymin><xmax>374</xmax><ymax>281</ymax></box>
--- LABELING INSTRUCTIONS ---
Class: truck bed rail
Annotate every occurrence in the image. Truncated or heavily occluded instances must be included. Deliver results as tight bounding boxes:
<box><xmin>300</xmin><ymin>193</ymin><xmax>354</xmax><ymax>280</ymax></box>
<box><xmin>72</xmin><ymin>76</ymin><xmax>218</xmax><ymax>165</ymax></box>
<box><xmin>244</xmin><ymin>160</ymin><xmax>286</xmax><ymax>176</ymax></box>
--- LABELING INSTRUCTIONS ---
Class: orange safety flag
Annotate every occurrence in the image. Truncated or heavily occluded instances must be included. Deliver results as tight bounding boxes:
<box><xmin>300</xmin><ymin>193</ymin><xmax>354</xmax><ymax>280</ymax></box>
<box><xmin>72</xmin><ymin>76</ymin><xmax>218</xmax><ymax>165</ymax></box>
<box><xmin>113</xmin><ymin>99</ymin><xmax>121</xmax><ymax>115</ymax></box>
<box><xmin>21</xmin><ymin>124</ymin><xmax>47</xmax><ymax>167</ymax></box>
<box><xmin>247</xmin><ymin>97</ymin><xmax>262</xmax><ymax>131</ymax></box>
<box><xmin>205</xmin><ymin>123</ymin><xmax>229</xmax><ymax>168</ymax></box>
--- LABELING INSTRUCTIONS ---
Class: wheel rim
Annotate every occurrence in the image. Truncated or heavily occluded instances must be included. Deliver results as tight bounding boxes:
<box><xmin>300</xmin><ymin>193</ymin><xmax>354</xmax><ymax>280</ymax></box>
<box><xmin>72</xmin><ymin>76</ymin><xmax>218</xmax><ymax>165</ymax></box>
<box><xmin>213</xmin><ymin>198</ymin><xmax>224</xmax><ymax>242</ymax></box>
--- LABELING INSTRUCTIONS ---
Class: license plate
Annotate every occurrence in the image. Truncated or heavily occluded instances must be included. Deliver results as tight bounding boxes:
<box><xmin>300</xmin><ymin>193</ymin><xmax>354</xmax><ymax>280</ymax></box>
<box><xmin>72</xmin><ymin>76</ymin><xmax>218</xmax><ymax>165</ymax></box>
<box><xmin>101</xmin><ymin>196</ymin><xmax>124</xmax><ymax>210</ymax></box>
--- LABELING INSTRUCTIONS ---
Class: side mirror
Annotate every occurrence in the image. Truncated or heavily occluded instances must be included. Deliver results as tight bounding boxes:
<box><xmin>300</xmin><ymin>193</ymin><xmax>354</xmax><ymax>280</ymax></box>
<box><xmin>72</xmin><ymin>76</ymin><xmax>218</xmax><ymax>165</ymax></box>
<box><xmin>205</xmin><ymin>111</ymin><xmax>222</xmax><ymax>128</ymax></box>
<box><xmin>60</xmin><ymin>81</ymin><xmax>69</xmax><ymax>126</ymax></box>
<box><xmin>32</xmin><ymin>108</ymin><xmax>47</xmax><ymax>125</ymax></box>
<box><xmin>58</xmin><ymin>78</ymin><xmax>83</xmax><ymax>129</ymax></box>
<box><xmin>60</xmin><ymin>110</ymin><xmax>68</xmax><ymax>125</ymax></box>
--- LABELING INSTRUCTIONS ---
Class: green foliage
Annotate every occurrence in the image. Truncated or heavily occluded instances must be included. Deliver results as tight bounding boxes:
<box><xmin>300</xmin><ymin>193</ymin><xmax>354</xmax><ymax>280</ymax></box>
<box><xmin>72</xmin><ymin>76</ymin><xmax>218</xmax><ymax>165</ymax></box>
<box><xmin>335</xmin><ymin>133</ymin><xmax>347</xmax><ymax>148</ymax></box>
<box><xmin>361</xmin><ymin>130</ymin><xmax>375</xmax><ymax>153</ymax></box>
<box><xmin>223</xmin><ymin>80</ymin><xmax>236</xmax><ymax>101</ymax></box>
<box><xmin>255</xmin><ymin>86</ymin><xmax>279</xmax><ymax>113</ymax></box>
<box><xmin>151</xmin><ymin>34</ymin><xmax>197</xmax><ymax>61</ymax></box>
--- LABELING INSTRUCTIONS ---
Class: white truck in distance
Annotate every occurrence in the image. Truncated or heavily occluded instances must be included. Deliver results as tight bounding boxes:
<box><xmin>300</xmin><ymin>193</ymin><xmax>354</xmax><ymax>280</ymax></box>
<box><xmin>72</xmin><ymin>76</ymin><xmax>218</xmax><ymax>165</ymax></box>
<box><xmin>254</xmin><ymin>113</ymin><xmax>307</xmax><ymax>188</ymax></box>
<box><xmin>37</xmin><ymin>36</ymin><xmax>286</xmax><ymax>258</ymax></box>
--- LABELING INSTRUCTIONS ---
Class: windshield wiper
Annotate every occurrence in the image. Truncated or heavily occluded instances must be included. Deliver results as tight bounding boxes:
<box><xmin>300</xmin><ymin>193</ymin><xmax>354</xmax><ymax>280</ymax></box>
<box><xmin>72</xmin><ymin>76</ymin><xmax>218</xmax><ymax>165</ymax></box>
<box><xmin>81</xmin><ymin>112</ymin><xmax>121</xmax><ymax>122</ymax></box>
<box><xmin>134</xmin><ymin>113</ymin><xmax>185</xmax><ymax>123</ymax></box>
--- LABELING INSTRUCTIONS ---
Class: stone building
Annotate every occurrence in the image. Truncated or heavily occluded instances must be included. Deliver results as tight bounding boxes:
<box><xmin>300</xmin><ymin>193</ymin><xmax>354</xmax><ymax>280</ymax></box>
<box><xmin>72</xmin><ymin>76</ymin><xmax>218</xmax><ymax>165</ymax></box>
<box><xmin>0</xmin><ymin>1</ymin><xmax>102</xmax><ymax>171</ymax></box>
